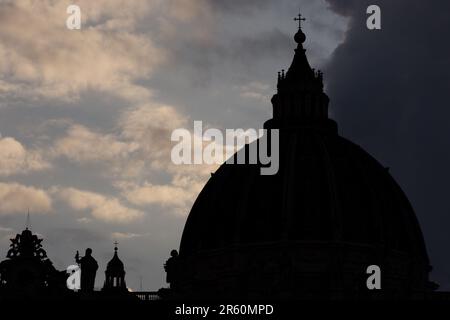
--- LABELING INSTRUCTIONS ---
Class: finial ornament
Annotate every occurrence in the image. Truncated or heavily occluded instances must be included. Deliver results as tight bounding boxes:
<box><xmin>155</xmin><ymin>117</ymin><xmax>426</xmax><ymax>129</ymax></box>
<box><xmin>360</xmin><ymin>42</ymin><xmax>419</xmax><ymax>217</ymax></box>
<box><xmin>294</xmin><ymin>12</ymin><xmax>306</xmax><ymax>30</ymax></box>
<box><xmin>26</xmin><ymin>209</ymin><xmax>31</xmax><ymax>230</ymax></box>
<box><xmin>293</xmin><ymin>12</ymin><xmax>307</xmax><ymax>44</ymax></box>
<box><xmin>114</xmin><ymin>241</ymin><xmax>118</xmax><ymax>252</ymax></box>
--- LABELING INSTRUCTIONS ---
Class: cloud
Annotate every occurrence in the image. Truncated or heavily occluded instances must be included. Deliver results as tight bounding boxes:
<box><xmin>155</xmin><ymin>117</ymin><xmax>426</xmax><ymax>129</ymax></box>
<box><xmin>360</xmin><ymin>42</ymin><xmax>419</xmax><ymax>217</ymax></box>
<box><xmin>76</xmin><ymin>217</ymin><xmax>92</xmax><ymax>224</ymax></box>
<box><xmin>122</xmin><ymin>183</ymin><xmax>196</xmax><ymax>213</ymax></box>
<box><xmin>49</xmin><ymin>103</ymin><xmax>196</xmax><ymax>180</ymax></box>
<box><xmin>115</xmin><ymin>103</ymin><xmax>218</xmax><ymax>214</ymax></box>
<box><xmin>52</xmin><ymin>124</ymin><xmax>138</xmax><ymax>163</ymax></box>
<box><xmin>0</xmin><ymin>182</ymin><xmax>52</xmax><ymax>215</ymax></box>
<box><xmin>50</xmin><ymin>103</ymin><xmax>187</xmax><ymax>166</ymax></box>
<box><xmin>324</xmin><ymin>0</ymin><xmax>450</xmax><ymax>288</ymax></box>
<box><xmin>0</xmin><ymin>0</ymin><xmax>163</xmax><ymax>102</ymax></box>
<box><xmin>56</xmin><ymin>187</ymin><xmax>143</xmax><ymax>223</ymax></box>
<box><xmin>45</xmin><ymin>101</ymin><xmax>212</xmax><ymax>215</ymax></box>
<box><xmin>120</xmin><ymin>104</ymin><xmax>188</xmax><ymax>157</ymax></box>
<box><xmin>0</xmin><ymin>136</ymin><xmax>50</xmax><ymax>176</ymax></box>
<box><xmin>111</xmin><ymin>232</ymin><xmax>150</xmax><ymax>240</ymax></box>
<box><xmin>208</xmin><ymin>0</ymin><xmax>273</xmax><ymax>14</ymax></box>
<box><xmin>117</xmin><ymin>161</ymin><xmax>214</xmax><ymax>215</ymax></box>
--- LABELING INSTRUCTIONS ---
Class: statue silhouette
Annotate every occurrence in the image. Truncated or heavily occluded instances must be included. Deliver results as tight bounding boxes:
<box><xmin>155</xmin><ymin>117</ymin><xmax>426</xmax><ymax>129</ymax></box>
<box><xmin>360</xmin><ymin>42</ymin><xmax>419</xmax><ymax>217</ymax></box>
<box><xmin>75</xmin><ymin>248</ymin><xmax>98</xmax><ymax>292</ymax></box>
<box><xmin>164</xmin><ymin>250</ymin><xmax>179</xmax><ymax>289</ymax></box>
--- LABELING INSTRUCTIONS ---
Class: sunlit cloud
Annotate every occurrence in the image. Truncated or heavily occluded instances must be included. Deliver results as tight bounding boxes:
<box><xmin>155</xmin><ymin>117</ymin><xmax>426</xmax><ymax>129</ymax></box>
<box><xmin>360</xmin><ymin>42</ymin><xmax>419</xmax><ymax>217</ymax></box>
<box><xmin>0</xmin><ymin>182</ymin><xmax>53</xmax><ymax>215</ymax></box>
<box><xmin>56</xmin><ymin>187</ymin><xmax>143</xmax><ymax>223</ymax></box>
<box><xmin>111</xmin><ymin>232</ymin><xmax>150</xmax><ymax>240</ymax></box>
<box><xmin>0</xmin><ymin>136</ymin><xmax>51</xmax><ymax>176</ymax></box>
<box><xmin>52</xmin><ymin>124</ymin><xmax>138</xmax><ymax>163</ymax></box>
<box><xmin>0</xmin><ymin>0</ymin><xmax>163</xmax><ymax>102</ymax></box>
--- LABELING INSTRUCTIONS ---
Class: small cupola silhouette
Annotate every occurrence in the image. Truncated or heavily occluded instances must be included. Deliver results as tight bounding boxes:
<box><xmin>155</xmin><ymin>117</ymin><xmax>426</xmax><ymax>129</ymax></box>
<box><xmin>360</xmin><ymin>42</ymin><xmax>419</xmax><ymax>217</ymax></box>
<box><xmin>102</xmin><ymin>242</ymin><xmax>127</xmax><ymax>292</ymax></box>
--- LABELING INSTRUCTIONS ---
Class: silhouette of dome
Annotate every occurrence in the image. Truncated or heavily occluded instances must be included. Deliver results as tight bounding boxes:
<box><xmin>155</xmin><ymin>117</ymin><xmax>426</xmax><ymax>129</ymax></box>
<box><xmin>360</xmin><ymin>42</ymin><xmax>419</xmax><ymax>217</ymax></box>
<box><xmin>106</xmin><ymin>249</ymin><xmax>124</xmax><ymax>273</ymax></box>
<box><xmin>181</xmin><ymin>135</ymin><xmax>427</xmax><ymax>255</ymax></box>
<box><xmin>103</xmin><ymin>244</ymin><xmax>127</xmax><ymax>292</ymax></box>
<box><xmin>0</xmin><ymin>226</ymin><xmax>68</xmax><ymax>298</ymax></box>
<box><xmin>174</xmin><ymin>20</ymin><xmax>434</xmax><ymax>299</ymax></box>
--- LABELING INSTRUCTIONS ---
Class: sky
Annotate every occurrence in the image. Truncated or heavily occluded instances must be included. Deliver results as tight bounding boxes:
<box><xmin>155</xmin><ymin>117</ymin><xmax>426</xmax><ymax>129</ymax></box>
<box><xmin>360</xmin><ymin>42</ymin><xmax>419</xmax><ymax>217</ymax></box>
<box><xmin>0</xmin><ymin>0</ymin><xmax>448</xmax><ymax>292</ymax></box>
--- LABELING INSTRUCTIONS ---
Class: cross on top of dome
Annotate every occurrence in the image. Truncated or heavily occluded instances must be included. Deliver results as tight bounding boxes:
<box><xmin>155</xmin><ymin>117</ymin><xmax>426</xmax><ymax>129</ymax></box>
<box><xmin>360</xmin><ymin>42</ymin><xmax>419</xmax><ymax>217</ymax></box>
<box><xmin>293</xmin><ymin>11</ymin><xmax>307</xmax><ymax>44</ymax></box>
<box><xmin>294</xmin><ymin>12</ymin><xmax>306</xmax><ymax>30</ymax></box>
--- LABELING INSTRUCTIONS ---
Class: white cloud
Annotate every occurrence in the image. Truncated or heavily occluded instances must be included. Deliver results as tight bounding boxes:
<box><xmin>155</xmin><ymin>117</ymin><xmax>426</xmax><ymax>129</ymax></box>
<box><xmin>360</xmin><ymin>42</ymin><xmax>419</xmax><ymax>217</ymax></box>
<box><xmin>52</xmin><ymin>124</ymin><xmax>138</xmax><ymax>163</ymax></box>
<box><xmin>115</xmin><ymin>103</ymin><xmax>218</xmax><ymax>214</ymax></box>
<box><xmin>0</xmin><ymin>0</ymin><xmax>164</xmax><ymax>102</ymax></box>
<box><xmin>56</xmin><ymin>187</ymin><xmax>143</xmax><ymax>223</ymax></box>
<box><xmin>76</xmin><ymin>217</ymin><xmax>92</xmax><ymax>224</ymax></box>
<box><xmin>119</xmin><ymin>166</ymin><xmax>212</xmax><ymax>215</ymax></box>
<box><xmin>111</xmin><ymin>232</ymin><xmax>149</xmax><ymax>240</ymax></box>
<box><xmin>0</xmin><ymin>0</ymin><xmax>226</xmax><ymax>219</ymax></box>
<box><xmin>0</xmin><ymin>182</ymin><xmax>52</xmax><ymax>215</ymax></box>
<box><xmin>44</xmin><ymin>101</ymin><xmax>212</xmax><ymax>216</ymax></box>
<box><xmin>123</xmin><ymin>183</ymin><xmax>194</xmax><ymax>211</ymax></box>
<box><xmin>50</xmin><ymin>103</ymin><xmax>188</xmax><ymax>166</ymax></box>
<box><xmin>50</xmin><ymin>102</ymin><xmax>196</xmax><ymax>181</ymax></box>
<box><xmin>119</xmin><ymin>103</ymin><xmax>188</xmax><ymax>160</ymax></box>
<box><xmin>0</xmin><ymin>136</ymin><xmax>50</xmax><ymax>176</ymax></box>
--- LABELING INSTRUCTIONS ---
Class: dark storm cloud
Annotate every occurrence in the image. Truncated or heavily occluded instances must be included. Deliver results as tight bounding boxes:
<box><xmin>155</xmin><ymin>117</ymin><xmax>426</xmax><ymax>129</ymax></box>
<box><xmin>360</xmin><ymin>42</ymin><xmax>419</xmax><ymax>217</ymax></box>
<box><xmin>209</xmin><ymin>0</ymin><xmax>273</xmax><ymax>14</ymax></box>
<box><xmin>325</xmin><ymin>0</ymin><xmax>450</xmax><ymax>289</ymax></box>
